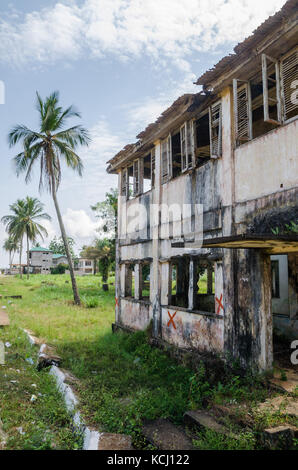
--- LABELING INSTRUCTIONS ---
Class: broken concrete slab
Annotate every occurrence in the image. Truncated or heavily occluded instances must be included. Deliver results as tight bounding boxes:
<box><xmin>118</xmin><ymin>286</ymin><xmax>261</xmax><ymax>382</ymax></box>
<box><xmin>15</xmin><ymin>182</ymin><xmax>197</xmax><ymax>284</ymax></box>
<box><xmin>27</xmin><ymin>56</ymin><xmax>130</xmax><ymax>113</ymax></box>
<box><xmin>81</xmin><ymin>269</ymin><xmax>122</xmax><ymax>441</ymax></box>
<box><xmin>97</xmin><ymin>433</ymin><xmax>133</xmax><ymax>450</ymax></box>
<box><xmin>0</xmin><ymin>309</ymin><xmax>9</xmax><ymax>327</ymax></box>
<box><xmin>184</xmin><ymin>410</ymin><xmax>230</xmax><ymax>435</ymax></box>
<box><xmin>2</xmin><ymin>295</ymin><xmax>22</xmax><ymax>299</ymax></box>
<box><xmin>142</xmin><ymin>419</ymin><xmax>194</xmax><ymax>450</ymax></box>
<box><xmin>262</xmin><ymin>425</ymin><xmax>298</xmax><ymax>449</ymax></box>
<box><xmin>258</xmin><ymin>396</ymin><xmax>298</xmax><ymax>418</ymax></box>
<box><xmin>38</xmin><ymin>344</ymin><xmax>62</xmax><ymax>370</ymax></box>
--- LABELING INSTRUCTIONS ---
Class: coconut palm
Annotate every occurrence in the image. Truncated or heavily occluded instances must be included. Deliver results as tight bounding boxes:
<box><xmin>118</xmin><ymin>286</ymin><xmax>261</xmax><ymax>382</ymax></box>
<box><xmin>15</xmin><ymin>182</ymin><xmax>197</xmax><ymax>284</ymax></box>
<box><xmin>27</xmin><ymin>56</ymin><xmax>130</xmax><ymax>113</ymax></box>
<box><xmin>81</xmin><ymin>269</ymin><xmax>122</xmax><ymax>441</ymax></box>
<box><xmin>2</xmin><ymin>199</ymin><xmax>27</xmax><ymax>278</ymax></box>
<box><xmin>3</xmin><ymin>237</ymin><xmax>19</xmax><ymax>274</ymax></box>
<box><xmin>2</xmin><ymin>197</ymin><xmax>51</xmax><ymax>279</ymax></box>
<box><xmin>8</xmin><ymin>91</ymin><xmax>90</xmax><ymax>303</ymax></box>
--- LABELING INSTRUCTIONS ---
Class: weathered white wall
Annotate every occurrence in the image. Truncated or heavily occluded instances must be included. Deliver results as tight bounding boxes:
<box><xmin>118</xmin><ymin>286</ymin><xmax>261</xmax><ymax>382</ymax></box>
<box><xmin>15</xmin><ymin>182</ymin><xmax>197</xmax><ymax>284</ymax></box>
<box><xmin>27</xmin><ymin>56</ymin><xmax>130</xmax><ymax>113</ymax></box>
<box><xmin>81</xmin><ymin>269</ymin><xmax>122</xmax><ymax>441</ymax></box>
<box><xmin>235</xmin><ymin>120</ymin><xmax>298</xmax><ymax>203</ymax></box>
<box><xmin>161</xmin><ymin>307</ymin><xmax>224</xmax><ymax>353</ymax></box>
<box><xmin>120</xmin><ymin>299</ymin><xmax>152</xmax><ymax>330</ymax></box>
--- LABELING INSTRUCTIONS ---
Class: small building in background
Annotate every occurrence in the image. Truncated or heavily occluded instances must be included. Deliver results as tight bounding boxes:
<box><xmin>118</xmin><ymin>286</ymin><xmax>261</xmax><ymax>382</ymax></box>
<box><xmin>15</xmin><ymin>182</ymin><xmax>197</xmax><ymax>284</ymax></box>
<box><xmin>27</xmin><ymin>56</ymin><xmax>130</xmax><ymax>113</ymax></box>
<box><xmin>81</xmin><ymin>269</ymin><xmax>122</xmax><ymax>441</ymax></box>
<box><xmin>52</xmin><ymin>254</ymin><xmax>68</xmax><ymax>266</ymax></box>
<box><xmin>75</xmin><ymin>258</ymin><xmax>94</xmax><ymax>275</ymax></box>
<box><xmin>29</xmin><ymin>247</ymin><xmax>53</xmax><ymax>274</ymax></box>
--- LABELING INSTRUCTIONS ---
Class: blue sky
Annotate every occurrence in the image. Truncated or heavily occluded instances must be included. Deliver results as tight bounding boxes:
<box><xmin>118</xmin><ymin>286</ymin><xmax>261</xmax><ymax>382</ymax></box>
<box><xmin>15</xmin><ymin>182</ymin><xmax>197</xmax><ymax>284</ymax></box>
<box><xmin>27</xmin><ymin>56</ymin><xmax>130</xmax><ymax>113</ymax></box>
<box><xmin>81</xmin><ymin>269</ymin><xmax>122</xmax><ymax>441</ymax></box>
<box><xmin>0</xmin><ymin>0</ymin><xmax>286</xmax><ymax>266</ymax></box>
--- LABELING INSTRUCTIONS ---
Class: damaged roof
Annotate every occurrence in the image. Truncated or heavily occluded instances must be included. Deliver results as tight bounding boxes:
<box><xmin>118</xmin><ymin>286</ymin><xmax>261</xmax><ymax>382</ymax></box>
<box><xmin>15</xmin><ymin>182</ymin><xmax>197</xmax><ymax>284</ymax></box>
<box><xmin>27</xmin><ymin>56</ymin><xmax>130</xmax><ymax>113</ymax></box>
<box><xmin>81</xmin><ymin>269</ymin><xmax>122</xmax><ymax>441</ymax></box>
<box><xmin>196</xmin><ymin>0</ymin><xmax>298</xmax><ymax>88</ymax></box>
<box><xmin>107</xmin><ymin>92</ymin><xmax>209</xmax><ymax>173</ymax></box>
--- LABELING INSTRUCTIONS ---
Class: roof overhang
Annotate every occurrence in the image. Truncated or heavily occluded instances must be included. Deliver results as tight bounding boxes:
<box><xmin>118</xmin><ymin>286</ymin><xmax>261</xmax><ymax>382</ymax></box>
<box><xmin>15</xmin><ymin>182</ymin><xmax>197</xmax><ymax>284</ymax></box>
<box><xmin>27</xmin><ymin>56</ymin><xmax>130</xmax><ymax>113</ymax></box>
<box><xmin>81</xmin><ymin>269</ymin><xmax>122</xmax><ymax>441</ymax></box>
<box><xmin>202</xmin><ymin>234</ymin><xmax>298</xmax><ymax>254</ymax></box>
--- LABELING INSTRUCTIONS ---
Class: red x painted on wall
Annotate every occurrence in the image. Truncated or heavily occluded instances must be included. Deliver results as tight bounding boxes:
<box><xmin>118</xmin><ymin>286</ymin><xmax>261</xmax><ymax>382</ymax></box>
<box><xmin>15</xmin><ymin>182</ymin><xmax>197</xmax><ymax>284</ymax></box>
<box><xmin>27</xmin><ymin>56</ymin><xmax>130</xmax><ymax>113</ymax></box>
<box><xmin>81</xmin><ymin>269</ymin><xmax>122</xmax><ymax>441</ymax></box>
<box><xmin>216</xmin><ymin>294</ymin><xmax>224</xmax><ymax>314</ymax></box>
<box><xmin>115</xmin><ymin>297</ymin><xmax>119</xmax><ymax>307</ymax></box>
<box><xmin>167</xmin><ymin>311</ymin><xmax>177</xmax><ymax>329</ymax></box>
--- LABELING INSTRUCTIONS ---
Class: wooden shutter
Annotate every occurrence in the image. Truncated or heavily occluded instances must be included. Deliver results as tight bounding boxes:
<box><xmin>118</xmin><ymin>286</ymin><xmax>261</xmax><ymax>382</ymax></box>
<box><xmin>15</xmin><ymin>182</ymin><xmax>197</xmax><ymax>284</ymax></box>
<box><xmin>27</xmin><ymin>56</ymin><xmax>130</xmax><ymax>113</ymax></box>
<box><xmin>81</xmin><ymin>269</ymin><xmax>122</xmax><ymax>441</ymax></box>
<box><xmin>262</xmin><ymin>54</ymin><xmax>281</xmax><ymax>124</ymax></box>
<box><xmin>180</xmin><ymin>123</ymin><xmax>187</xmax><ymax>172</ymax></box>
<box><xmin>280</xmin><ymin>48</ymin><xmax>298</xmax><ymax>122</ymax></box>
<box><xmin>121</xmin><ymin>168</ymin><xmax>128</xmax><ymax>199</ymax></box>
<box><xmin>233</xmin><ymin>79</ymin><xmax>252</xmax><ymax>145</ymax></box>
<box><xmin>161</xmin><ymin>139</ymin><xmax>168</xmax><ymax>184</ymax></box>
<box><xmin>167</xmin><ymin>134</ymin><xmax>172</xmax><ymax>180</ymax></box>
<box><xmin>151</xmin><ymin>148</ymin><xmax>155</xmax><ymax>188</ymax></box>
<box><xmin>209</xmin><ymin>101</ymin><xmax>222</xmax><ymax>158</ymax></box>
<box><xmin>181</xmin><ymin>122</ymin><xmax>194</xmax><ymax>172</ymax></box>
<box><xmin>133</xmin><ymin>160</ymin><xmax>139</xmax><ymax>196</ymax></box>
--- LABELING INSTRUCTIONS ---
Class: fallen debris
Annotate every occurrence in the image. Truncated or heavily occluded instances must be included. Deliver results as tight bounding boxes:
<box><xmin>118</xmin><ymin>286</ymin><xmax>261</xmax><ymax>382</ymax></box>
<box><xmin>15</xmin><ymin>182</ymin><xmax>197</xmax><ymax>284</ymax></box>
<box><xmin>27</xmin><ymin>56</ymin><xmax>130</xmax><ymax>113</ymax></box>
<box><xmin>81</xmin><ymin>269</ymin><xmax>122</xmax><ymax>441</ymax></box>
<box><xmin>38</xmin><ymin>344</ymin><xmax>62</xmax><ymax>370</ymax></box>
<box><xmin>258</xmin><ymin>396</ymin><xmax>298</xmax><ymax>418</ymax></box>
<box><xmin>184</xmin><ymin>410</ymin><xmax>231</xmax><ymax>435</ymax></box>
<box><xmin>262</xmin><ymin>425</ymin><xmax>298</xmax><ymax>449</ymax></box>
<box><xmin>97</xmin><ymin>433</ymin><xmax>133</xmax><ymax>450</ymax></box>
<box><xmin>142</xmin><ymin>419</ymin><xmax>194</xmax><ymax>450</ymax></box>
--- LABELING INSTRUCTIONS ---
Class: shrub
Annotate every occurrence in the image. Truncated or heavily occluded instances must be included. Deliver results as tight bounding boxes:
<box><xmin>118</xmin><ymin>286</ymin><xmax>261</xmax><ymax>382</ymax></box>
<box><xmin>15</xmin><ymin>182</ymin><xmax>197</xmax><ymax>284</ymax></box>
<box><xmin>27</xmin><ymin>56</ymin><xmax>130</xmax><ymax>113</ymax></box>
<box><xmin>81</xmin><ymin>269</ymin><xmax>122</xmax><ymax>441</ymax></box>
<box><xmin>83</xmin><ymin>296</ymin><xmax>99</xmax><ymax>308</ymax></box>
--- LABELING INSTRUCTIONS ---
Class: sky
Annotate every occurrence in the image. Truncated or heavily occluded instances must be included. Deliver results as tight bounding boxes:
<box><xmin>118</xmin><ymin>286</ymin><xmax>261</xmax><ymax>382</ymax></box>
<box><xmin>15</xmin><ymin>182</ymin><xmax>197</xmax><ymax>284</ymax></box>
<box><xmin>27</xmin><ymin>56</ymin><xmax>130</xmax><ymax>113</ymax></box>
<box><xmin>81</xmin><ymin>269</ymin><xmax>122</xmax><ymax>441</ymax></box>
<box><xmin>0</xmin><ymin>0</ymin><xmax>287</xmax><ymax>266</ymax></box>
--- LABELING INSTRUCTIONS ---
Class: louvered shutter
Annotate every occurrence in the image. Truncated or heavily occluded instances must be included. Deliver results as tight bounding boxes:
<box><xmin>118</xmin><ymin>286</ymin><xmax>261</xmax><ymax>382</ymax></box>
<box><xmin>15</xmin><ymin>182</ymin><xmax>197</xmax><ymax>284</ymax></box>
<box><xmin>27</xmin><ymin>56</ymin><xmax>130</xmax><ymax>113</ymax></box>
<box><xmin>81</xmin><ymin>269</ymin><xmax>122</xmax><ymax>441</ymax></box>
<box><xmin>180</xmin><ymin>123</ymin><xmax>187</xmax><ymax>172</ymax></box>
<box><xmin>151</xmin><ymin>148</ymin><xmax>155</xmax><ymax>188</ymax></box>
<box><xmin>209</xmin><ymin>101</ymin><xmax>222</xmax><ymax>158</ymax></box>
<box><xmin>262</xmin><ymin>54</ymin><xmax>281</xmax><ymax>124</ymax></box>
<box><xmin>121</xmin><ymin>168</ymin><xmax>128</xmax><ymax>199</ymax></box>
<box><xmin>281</xmin><ymin>48</ymin><xmax>298</xmax><ymax>122</ymax></box>
<box><xmin>233</xmin><ymin>79</ymin><xmax>252</xmax><ymax>145</ymax></box>
<box><xmin>167</xmin><ymin>134</ymin><xmax>172</xmax><ymax>179</ymax></box>
<box><xmin>161</xmin><ymin>140</ymin><xmax>168</xmax><ymax>184</ymax></box>
<box><xmin>133</xmin><ymin>160</ymin><xmax>139</xmax><ymax>196</ymax></box>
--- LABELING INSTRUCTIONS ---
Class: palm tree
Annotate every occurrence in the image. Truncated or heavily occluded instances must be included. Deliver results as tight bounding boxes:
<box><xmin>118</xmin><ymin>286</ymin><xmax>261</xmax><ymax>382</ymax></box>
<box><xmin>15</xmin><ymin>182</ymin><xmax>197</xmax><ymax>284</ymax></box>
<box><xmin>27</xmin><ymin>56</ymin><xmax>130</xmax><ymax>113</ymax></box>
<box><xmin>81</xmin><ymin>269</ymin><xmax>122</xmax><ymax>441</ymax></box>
<box><xmin>8</xmin><ymin>91</ymin><xmax>90</xmax><ymax>303</ymax></box>
<box><xmin>22</xmin><ymin>196</ymin><xmax>51</xmax><ymax>279</ymax></box>
<box><xmin>3</xmin><ymin>237</ymin><xmax>18</xmax><ymax>274</ymax></box>
<box><xmin>2</xmin><ymin>197</ymin><xmax>51</xmax><ymax>279</ymax></box>
<box><xmin>2</xmin><ymin>199</ymin><xmax>27</xmax><ymax>278</ymax></box>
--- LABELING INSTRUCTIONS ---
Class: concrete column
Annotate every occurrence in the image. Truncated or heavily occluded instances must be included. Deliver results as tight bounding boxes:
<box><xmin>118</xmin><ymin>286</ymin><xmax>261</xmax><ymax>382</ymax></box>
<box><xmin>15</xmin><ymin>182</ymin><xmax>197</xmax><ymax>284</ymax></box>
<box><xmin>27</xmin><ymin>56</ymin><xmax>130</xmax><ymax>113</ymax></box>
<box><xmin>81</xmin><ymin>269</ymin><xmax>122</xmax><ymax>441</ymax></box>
<box><xmin>134</xmin><ymin>263</ymin><xmax>142</xmax><ymax>300</ymax></box>
<box><xmin>207</xmin><ymin>266</ymin><xmax>213</xmax><ymax>294</ymax></box>
<box><xmin>125</xmin><ymin>264</ymin><xmax>132</xmax><ymax>297</ymax></box>
<box><xmin>188</xmin><ymin>259</ymin><xmax>198</xmax><ymax>311</ymax></box>
<box><xmin>226</xmin><ymin>249</ymin><xmax>273</xmax><ymax>372</ymax></box>
<box><xmin>151</xmin><ymin>140</ymin><xmax>161</xmax><ymax>338</ymax></box>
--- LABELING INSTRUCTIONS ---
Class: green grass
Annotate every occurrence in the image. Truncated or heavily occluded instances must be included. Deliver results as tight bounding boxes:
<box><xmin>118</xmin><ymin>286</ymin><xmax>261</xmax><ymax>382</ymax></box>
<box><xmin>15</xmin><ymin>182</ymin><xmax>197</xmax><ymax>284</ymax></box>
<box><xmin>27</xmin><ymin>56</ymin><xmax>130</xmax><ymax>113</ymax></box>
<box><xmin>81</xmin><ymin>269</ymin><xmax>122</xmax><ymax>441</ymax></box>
<box><xmin>0</xmin><ymin>273</ymin><xmax>295</xmax><ymax>450</ymax></box>
<box><xmin>0</xmin><ymin>323</ymin><xmax>81</xmax><ymax>450</ymax></box>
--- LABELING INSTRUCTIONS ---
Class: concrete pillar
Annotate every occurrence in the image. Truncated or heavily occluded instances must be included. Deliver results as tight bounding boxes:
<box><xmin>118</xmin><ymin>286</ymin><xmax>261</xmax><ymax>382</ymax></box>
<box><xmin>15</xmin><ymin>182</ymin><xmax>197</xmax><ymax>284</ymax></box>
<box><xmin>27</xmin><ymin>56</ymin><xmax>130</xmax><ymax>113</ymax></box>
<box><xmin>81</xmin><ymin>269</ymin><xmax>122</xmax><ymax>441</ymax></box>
<box><xmin>225</xmin><ymin>249</ymin><xmax>273</xmax><ymax>372</ymax></box>
<box><xmin>152</xmin><ymin>140</ymin><xmax>161</xmax><ymax>337</ymax></box>
<box><xmin>134</xmin><ymin>263</ymin><xmax>142</xmax><ymax>300</ymax></box>
<box><xmin>125</xmin><ymin>264</ymin><xmax>132</xmax><ymax>297</ymax></box>
<box><xmin>188</xmin><ymin>259</ymin><xmax>198</xmax><ymax>311</ymax></box>
<box><xmin>207</xmin><ymin>265</ymin><xmax>213</xmax><ymax>294</ymax></box>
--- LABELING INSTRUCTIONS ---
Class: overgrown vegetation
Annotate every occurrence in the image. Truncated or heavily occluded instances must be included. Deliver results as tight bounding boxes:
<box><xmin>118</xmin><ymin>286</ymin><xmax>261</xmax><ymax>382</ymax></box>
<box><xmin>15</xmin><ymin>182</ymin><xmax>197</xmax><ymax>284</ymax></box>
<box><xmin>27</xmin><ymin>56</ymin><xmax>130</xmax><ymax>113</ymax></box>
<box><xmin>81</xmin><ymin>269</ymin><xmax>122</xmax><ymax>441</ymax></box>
<box><xmin>0</xmin><ymin>324</ymin><xmax>81</xmax><ymax>450</ymax></box>
<box><xmin>1</xmin><ymin>274</ymin><xmax>296</xmax><ymax>450</ymax></box>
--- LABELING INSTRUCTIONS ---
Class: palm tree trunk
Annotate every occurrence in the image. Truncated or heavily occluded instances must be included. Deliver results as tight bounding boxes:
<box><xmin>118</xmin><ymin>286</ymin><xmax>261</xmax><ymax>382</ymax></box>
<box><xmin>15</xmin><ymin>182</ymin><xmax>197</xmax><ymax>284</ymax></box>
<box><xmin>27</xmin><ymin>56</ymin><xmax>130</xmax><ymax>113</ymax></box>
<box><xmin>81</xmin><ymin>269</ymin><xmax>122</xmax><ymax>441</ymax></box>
<box><xmin>26</xmin><ymin>231</ymin><xmax>30</xmax><ymax>280</ymax></box>
<box><xmin>52</xmin><ymin>186</ymin><xmax>80</xmax><ymax>305</ymax></box>
<box><xmin>19</xmin><ymin>237</ymin><xmax>23</xmax><ymax>279</ymax></box>
<box><xmin>9</xmin><ymin>250</ymin><xmax>12</xmax><ymax>274</ymax></box>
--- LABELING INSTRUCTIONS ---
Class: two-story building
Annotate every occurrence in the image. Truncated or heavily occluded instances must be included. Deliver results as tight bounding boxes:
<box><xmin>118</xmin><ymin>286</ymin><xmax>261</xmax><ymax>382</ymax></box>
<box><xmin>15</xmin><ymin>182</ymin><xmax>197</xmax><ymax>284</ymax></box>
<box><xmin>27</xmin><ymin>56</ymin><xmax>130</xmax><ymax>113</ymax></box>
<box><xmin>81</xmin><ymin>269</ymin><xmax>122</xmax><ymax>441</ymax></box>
<box><xmin>107</xmin><ymin>0</ymin><xmax>298</xmax><ymax>372</ymax></box>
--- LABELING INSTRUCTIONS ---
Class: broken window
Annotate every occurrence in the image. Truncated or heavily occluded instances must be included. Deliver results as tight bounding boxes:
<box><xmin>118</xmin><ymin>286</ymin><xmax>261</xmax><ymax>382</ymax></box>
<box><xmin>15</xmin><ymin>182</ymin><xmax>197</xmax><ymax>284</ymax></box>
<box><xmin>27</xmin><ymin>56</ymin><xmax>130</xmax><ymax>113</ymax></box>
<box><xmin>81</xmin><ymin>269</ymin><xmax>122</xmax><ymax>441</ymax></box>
<box><xmin>280</xmin><ymin>48</ymin><xmax>298</xmax><ymax>122</ymax></box>
<box><xmin>132</xmin><ymin>159</ymin><xmax>143</xmax><ymax>197</ymax></box>
<box><xmin>128</xmin><ymin>165</ymin><xmax>134</xmax><ymax>199</ymax></box>
<box><xmin>169</xmin><ymin>258</ymin><xmax>189</xmax><ymax>309</ymax></box>
<box><xmin>262</xmin><ymin>54</ymin><xmax>281</xmax><ymax>125</ymax></box>
<box><xmin>121</xmin><ymin>168</ymin><xmax>128</xmax><ymax>199</ymax></box>
<box><xmin>161</xmin><ymin>135</ymin><xmax>172</xmax><ymax>184</ymax></box>
<box><xmin>140</xmin><ymin>262</ymin><xmax>151</xmax><ymax>300</ymax></box>
<box><xmin>171</xmin><ymin>131</ymin><xmax>182</xmax><ymax>178</ymax></box>
<box><xmin>209</xmin><ymin>101</ymin><xmax>222</xmax><ymax>158</ymax></box>
<box><xmin>193</xmin><ymin>261</ymin><xmax>215</xmax><ymax>313</ymax></box>
<box><xmin>180</xmin><ymin>121</ymin><xmax>194</xmax><ymax>172</ymax></box>
<box><xmin>143</xmin><ymin>151</ymin><xmax>154</xmax><ymax>192</ymax></box>
<box><xmin>195</xmin><ymin>111</ymin><xmax>211</xmax><ymax>166</ymax></box>
<box><xmin>233</xmin><ymin>79</ymin><xmax>252</xmax><ymax>145</ymax></box>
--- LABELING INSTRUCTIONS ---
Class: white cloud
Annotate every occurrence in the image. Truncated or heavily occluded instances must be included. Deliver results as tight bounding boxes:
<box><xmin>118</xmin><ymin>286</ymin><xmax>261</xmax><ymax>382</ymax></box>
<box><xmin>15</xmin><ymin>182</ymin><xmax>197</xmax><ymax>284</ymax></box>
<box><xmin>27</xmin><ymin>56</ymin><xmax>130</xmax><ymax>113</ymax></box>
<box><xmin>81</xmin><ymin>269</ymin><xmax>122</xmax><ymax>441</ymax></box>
<box><xmin>0</xmin><ymin>0</ymin><xmax>287</xmax><ymax>69</ymax></box>
<box><xmin>63</xmin><ymin>208</ymin><xmax>99</xmax><ymax>238</ymax></box>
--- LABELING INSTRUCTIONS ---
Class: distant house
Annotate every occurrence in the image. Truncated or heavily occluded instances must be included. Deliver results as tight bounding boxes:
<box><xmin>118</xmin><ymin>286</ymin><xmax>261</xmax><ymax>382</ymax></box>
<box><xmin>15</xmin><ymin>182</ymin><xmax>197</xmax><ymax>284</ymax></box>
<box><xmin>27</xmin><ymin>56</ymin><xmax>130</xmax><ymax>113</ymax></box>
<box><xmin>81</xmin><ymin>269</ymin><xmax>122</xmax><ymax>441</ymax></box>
<box><xmin>52</xmin><ymin>254</ymin><xmax>68</xmax><ymax>266</ymax></box>
<box><xmin>29</xmin><ymin>247</ymin><xmax>53</xmax><ymax>274</ymax></box>
<box><xmin>76</xmin><ymin>258</ymin><xmax>94</xmax><ymax>275</ymax></box>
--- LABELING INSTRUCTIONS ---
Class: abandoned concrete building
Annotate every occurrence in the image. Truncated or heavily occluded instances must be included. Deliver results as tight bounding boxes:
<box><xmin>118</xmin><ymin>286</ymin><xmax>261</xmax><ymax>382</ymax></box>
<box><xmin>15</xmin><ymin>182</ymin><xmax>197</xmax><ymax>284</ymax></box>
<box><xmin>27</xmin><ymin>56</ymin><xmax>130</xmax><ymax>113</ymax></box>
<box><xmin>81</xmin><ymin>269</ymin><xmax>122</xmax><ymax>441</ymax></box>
<box><xmin>107</xmin><ymin>0</ymin><xmax>298</xmax><ymax>372</ymax></box>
